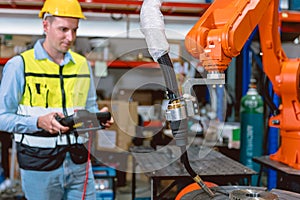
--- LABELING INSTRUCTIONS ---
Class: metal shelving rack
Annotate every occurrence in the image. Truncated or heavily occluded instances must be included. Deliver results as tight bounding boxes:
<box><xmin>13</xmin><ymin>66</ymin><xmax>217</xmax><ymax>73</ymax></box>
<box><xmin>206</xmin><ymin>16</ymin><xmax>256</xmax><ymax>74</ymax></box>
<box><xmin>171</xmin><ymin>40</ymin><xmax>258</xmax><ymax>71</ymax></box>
<box><xmin>0</xmin><ymin>0</ymin><xmax>210</xmax><ymax>17</ymax></box>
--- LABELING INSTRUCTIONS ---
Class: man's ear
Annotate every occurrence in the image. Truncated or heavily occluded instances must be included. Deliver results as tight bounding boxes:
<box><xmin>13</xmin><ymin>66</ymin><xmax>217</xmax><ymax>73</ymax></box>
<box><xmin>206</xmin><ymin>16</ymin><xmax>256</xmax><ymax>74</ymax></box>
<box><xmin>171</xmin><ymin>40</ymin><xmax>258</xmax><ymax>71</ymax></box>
<box><xmin>42</xmin><ymin>20</ymin><xmax>49</xmax><ymax>35</ymax></box>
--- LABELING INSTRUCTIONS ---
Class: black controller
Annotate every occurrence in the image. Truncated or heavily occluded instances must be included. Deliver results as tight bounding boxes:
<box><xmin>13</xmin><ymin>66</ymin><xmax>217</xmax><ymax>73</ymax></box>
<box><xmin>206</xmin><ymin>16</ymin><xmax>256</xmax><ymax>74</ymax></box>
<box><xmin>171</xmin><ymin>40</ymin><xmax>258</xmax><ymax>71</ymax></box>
<box><xmin>55</xmin><ymin>110</ymin><xmax>111</xmax><ymax>129</ymax></box>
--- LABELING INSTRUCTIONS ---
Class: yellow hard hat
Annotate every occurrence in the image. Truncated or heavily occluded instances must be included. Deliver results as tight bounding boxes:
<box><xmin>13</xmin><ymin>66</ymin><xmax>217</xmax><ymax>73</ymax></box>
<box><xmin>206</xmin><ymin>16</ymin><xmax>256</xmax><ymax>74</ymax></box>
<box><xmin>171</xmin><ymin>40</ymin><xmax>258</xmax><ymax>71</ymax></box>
<box><xmin>39</xmin><ymin>0</ymin><xmax>86</xmax><ymax>19</ymax></box>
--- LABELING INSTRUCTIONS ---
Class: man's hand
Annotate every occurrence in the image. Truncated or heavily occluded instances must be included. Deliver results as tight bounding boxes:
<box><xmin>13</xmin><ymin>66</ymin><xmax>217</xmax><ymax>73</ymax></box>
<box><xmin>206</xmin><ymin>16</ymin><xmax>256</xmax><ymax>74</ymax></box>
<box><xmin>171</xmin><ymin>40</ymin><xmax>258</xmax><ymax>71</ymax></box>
<box><xmin>37</xmin><ymin>112</ymin><xmax>70</xmax><ymax>134</ymax></box>
<box><xmin>99</xmin><ymin>106</ymin><xmax>114</xmax><ymax>128</ymax></box>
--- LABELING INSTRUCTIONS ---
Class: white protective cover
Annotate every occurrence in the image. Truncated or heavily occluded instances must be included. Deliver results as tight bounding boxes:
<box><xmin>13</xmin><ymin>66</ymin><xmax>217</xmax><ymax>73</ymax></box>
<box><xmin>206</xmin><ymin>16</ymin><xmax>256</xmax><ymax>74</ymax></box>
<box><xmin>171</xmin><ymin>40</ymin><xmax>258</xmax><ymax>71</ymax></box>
<box><xmin>140</xmin><ymin>0</ymin><xmax>169</xmax><ymax>61</ymax></box>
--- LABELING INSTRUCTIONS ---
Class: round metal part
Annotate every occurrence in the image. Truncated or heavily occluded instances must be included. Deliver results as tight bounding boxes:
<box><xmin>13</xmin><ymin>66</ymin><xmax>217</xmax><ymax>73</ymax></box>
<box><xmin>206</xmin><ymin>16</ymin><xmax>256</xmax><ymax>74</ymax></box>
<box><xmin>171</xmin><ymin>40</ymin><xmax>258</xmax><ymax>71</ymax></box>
<box><xmin>180</xmin><ymin>186</ymin><xmax>265</xmax><ymax>200</ymax></box>
<box><xmin>180</xmin><ymin>186</ymin><xmax>286</xmax><ymax>200</ymax></box>
<box><xmin>229</xmin><ymin>189</ymin><xmax>279</xmax><ymax>200</ymax></box>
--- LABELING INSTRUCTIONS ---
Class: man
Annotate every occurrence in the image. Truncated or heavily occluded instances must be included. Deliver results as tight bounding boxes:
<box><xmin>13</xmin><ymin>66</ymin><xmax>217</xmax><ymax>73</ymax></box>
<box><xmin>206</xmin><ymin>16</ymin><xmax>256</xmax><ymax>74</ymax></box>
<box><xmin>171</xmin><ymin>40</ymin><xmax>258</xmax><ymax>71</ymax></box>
<box><xmin>0</xmin><ymin>0</ymin><xmax>112</xmax><ymax>199</ymax></box>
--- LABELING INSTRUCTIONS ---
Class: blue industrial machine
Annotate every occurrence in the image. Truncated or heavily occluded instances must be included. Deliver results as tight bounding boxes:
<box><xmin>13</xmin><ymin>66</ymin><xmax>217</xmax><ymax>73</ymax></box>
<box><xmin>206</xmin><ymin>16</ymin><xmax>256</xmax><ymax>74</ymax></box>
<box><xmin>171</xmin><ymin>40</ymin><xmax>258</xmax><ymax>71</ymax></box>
<box><xmin>92</xmin><ymin>165</ymin><xmax>116</xmax><ymax>200</ymax></box>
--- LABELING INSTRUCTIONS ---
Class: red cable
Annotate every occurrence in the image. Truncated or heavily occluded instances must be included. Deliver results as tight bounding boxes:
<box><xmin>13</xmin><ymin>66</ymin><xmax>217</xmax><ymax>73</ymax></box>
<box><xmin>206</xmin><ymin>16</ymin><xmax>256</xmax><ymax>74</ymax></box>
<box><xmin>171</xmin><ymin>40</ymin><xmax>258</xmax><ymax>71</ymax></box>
<box><xmin>82</xmin><ymin>131</ymin><xmax>92</xmax><ymax>200</ymax></box>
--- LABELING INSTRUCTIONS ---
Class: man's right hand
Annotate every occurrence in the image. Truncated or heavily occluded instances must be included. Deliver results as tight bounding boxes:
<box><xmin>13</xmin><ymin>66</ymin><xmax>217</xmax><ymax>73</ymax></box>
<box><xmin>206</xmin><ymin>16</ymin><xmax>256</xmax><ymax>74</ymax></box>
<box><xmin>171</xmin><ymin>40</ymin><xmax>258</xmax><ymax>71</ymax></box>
<box><xmin>37</xmin><ymin>112</ymin><xmax>70</xmax><ymax>134</ymax></box>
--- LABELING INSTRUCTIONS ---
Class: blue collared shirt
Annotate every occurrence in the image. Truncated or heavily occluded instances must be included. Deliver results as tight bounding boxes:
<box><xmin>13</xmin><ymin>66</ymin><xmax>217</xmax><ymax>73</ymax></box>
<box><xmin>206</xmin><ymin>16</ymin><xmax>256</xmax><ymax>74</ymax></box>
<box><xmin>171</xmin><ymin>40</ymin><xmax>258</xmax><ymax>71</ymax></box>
<box><xmin>0</xmin><ymin>39</ymin><xmax>99</xmax><ymax>134</ymax></box>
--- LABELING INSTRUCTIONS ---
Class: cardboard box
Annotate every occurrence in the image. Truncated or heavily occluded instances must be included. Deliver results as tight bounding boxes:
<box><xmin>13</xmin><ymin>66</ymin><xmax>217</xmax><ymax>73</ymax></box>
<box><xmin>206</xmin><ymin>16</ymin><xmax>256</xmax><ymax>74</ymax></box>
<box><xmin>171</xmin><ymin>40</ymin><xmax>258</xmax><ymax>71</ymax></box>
<box><xmin>117</xmin><ymin>89</ymin><xmax>153</xmax><ymax>105</ymax></box>
<box><xmin>117</xmin><ymin>89</ymin><xmax>165</xmax><ymax>105</ymax></box>
<box><xmin>97</xmin><ymin>100</ymin><xmax>138</xmax><ymax>152</ymax></box>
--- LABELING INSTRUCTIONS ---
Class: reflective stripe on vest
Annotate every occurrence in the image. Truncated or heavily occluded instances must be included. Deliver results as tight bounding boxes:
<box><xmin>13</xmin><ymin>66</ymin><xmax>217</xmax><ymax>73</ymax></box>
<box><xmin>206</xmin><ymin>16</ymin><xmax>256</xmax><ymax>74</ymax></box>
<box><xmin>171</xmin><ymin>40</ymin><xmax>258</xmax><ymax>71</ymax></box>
<box><xmin>14</xmin><ymin>133</ymin><xmax>89</xmax><ymax>148</ymax></box>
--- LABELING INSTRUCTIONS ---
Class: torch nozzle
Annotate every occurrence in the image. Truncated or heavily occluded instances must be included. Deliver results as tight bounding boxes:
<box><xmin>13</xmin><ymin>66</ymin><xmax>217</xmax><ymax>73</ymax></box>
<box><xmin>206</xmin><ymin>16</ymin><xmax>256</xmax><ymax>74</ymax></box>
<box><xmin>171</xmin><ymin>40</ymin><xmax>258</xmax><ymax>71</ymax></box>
<box><xmin>194</xmin><ymin>175</ymin><xmax>215</xmax><ymax>197</ymax></box>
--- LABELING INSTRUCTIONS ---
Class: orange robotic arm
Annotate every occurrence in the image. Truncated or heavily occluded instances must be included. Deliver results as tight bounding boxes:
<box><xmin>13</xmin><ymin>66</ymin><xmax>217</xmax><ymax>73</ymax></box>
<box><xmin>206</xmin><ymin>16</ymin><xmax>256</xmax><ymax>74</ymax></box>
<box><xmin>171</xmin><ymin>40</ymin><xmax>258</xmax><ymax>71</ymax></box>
<box><xmin>185</xmin><ymin>0</ymin><xmax>285</xmax><ymax>86</ymax></box>
<box><xmin>185</xmin><ymin>0</ymin><xmax>300</xmax><ymax>169</ymax></box>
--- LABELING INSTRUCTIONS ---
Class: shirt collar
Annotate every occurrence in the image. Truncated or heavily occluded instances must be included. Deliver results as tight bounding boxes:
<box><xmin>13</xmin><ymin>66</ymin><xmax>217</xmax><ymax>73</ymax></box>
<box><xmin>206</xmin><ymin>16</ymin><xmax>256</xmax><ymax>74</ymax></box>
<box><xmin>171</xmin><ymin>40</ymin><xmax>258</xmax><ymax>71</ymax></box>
<box><xmin>34</xmin><ymin>39</ymin><xmax>75</xmax><ymax>65</ymax></box>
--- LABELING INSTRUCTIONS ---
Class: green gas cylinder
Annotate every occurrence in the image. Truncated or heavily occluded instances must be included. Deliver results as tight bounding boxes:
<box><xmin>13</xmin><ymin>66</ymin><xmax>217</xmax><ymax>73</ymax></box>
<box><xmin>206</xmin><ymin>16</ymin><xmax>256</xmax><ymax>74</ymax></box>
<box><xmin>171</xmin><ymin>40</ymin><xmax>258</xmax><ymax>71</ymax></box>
<box><xmin>240</xmin><ymin>79</ymin><xmax>264</xmax><ymax>186</ymax></box>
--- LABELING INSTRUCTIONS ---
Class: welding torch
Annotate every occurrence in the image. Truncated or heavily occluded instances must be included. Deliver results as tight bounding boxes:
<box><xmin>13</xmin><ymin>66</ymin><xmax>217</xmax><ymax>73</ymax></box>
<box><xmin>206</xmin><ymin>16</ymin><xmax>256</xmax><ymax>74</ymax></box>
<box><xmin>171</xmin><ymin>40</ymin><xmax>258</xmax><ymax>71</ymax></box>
<box><xmin>140</xmin><ymin>0</ymin><xmax>215</xmax><ymax>197</ymax></box>
<box><xmin>158</xmin><ymin>53</ymin><xmax>215</xmax><ymax>197</ymax></box>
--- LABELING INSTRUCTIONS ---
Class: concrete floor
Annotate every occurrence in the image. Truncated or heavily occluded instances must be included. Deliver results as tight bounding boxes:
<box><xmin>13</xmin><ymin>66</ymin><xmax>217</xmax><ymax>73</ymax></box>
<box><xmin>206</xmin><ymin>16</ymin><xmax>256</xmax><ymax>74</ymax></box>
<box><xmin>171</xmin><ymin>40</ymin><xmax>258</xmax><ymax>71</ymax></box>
<box><xmin>115</xmin><ymin>179</ymin><xmax>151</xmax><ymax>200</ymax></box>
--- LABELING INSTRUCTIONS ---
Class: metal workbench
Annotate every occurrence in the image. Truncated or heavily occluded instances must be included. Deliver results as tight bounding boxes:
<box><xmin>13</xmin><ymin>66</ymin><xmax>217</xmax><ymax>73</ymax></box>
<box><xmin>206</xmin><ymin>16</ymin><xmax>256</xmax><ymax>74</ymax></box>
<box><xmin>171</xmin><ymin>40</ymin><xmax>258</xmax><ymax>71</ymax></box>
<box><xmin>253</xmin><ymin>156</ymin><xmax>300</xmax><ymax>192</ymax></box>
<box><xmin>131</xmin><ymin>145</ymin><xmax>256</xmax><ymax>200</ymax></box>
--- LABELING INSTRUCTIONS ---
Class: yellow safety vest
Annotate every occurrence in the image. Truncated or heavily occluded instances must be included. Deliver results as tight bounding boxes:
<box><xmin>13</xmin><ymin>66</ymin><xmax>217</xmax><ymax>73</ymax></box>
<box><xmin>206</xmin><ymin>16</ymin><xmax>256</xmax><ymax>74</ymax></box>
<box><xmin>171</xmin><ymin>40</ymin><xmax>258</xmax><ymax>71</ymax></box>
<box><xmin>18</xmin><ymin>49</ymin><xmax>90</xmax><ymax>117</ymax></box>
<box><xmin>14</xmin><ymin>49</ymin><xmax>92</xmax><ymax>170</ymax></box>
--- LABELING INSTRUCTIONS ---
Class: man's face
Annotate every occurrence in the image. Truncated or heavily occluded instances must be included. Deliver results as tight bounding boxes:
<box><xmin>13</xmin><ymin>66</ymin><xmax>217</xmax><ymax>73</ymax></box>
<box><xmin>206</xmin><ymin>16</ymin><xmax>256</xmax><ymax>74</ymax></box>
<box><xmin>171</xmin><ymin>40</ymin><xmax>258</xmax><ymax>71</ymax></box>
<box><xmin>44</xmin><ymin>16</ymin><xmax>79</xmax><ymax>53</ymax></box>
